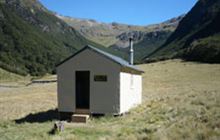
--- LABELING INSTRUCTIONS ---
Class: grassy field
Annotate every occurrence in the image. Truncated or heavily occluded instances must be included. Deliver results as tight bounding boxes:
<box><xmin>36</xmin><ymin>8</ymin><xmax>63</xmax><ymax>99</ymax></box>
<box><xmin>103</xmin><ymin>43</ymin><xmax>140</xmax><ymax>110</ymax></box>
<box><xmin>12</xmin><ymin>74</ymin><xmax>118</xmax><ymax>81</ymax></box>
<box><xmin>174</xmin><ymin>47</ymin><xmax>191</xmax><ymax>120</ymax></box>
<box><xmin>0</xmin><ymin>60</ymin><xmax>220</xmax><ymax>140</ymax></box>
<box><xmin>0</xmin><ymin>68</ymin><xmax>30</xmax><ymax>85</ymax></box>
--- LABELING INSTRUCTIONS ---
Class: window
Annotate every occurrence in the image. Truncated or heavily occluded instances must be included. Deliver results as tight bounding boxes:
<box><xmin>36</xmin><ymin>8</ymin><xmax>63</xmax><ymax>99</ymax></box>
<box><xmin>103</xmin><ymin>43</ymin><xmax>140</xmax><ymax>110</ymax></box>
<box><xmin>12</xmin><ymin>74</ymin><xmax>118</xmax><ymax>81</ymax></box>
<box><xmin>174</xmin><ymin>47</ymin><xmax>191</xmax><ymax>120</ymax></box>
<box><xmin>94</xmin><ymin>75</ymin><xmax>107</xmax><ymax>82</ymax></box>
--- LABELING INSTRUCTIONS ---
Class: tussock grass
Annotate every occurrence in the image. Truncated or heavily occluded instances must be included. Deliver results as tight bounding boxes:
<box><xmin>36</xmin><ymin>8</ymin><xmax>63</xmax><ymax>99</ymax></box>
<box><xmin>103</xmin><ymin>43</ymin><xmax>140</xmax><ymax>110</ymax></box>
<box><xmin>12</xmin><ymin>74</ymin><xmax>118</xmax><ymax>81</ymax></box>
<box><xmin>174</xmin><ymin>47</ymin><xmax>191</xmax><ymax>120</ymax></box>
<box><xmin>0</xmin><ymin>60</ymin><xmax>220</xmax><ymax>139</ymax></box>
<box><xmin>0</xmin><ymin>68</ymin><xmax>30</xmax><ymax>83</ymax></box>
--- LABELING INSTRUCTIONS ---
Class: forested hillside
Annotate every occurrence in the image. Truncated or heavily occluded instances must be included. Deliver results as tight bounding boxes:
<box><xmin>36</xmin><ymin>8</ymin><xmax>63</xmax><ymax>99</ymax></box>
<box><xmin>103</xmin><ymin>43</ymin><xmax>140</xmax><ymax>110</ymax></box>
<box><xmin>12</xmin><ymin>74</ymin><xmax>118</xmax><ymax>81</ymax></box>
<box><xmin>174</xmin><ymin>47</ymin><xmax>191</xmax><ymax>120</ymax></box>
<box><xmin>145</xmin><ymin>0</ymin><xmax>220</xmax><ymax>63</ymax></box>
<box><xmin>0</xmin><ymin>0</ymin><xmax>111</xmax><ymax>76</ymax></box>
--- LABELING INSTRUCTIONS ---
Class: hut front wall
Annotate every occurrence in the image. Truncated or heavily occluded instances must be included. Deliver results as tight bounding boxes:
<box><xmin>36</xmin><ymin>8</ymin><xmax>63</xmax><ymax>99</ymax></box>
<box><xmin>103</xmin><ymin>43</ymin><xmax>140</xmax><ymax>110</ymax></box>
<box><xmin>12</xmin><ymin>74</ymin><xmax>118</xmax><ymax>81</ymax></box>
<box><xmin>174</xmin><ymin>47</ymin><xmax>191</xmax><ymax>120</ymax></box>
<box><xmin>57</xmin><ymin>49</ymin><xmax>121</xmax><ymax>114</ymax></box>
<box><xmin>119</xmin><ymin>72</ymin><xmax>142</xmax><ymax>113</ymax></box>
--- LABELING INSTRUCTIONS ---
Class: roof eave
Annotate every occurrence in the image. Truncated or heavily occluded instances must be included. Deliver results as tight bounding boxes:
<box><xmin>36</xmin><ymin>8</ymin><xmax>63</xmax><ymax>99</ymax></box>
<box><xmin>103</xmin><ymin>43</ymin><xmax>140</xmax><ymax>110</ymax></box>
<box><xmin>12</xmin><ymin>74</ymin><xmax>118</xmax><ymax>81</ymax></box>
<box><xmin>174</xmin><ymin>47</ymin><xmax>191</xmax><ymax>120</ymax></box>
<box><xmin>120</xmin><ymin>66</ymin><xmax>144</xmax><ymax>75</ymax></box>
<box><xmin>56</xmin><ymin>45</ymin><xmax>145</xmax><ymax>74</ymax></box>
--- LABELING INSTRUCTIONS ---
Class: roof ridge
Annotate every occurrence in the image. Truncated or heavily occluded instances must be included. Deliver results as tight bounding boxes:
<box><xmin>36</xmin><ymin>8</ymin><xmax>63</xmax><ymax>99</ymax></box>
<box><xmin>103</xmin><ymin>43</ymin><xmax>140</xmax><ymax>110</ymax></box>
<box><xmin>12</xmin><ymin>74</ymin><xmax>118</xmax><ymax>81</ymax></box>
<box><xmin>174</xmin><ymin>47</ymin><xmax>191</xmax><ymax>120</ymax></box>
<box><xmin>57</xmin><ymin>45</ymin><xmax>144</xmax><ymax>74</ymax></box>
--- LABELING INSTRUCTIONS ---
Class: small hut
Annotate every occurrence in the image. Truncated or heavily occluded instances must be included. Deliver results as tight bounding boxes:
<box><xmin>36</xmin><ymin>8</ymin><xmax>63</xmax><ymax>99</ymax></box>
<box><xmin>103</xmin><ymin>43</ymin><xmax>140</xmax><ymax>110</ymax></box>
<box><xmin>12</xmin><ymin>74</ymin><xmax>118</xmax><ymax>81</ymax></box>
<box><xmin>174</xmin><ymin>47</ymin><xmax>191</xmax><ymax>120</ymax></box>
<box><xmin>57</xmin><ymin>39</ymin><xmax>143</xmax><ymax>119</ymax></box>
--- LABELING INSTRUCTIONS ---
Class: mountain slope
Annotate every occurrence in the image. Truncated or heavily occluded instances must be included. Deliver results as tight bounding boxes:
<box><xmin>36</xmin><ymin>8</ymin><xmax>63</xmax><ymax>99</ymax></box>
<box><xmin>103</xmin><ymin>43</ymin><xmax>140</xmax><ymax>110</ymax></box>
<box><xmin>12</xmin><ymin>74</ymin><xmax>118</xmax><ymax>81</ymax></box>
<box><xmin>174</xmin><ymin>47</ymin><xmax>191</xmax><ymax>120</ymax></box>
<box><xmin>145</xmin><ymin>0</ymin><xmax>220</xmax><ymax>63</ymax></box>
<box><xmin>0</xmin><ymin>0</ymin><xmax>109</xmax><ymax>76</ymax></box>
<box><xmin>57</xmin><ymin>15</ymin><xmax>139</xmax><ymax>47</ymax></box>
<box><xmin>57</xmin><ymin>15</ymin><xmax>184</xmax><ymax>48</ymax></box>
<box><xmin>110</xmin><ymin>30</ymin><xmax>172</xmax><ymax>63</ymax></box>
<box><xmin>58</xmin><ymin>15</ymin><xmax>184</xmax><ymax>62</ymax></box>
<box><xmin>109</xmin><ymin>16</ymin><xmax>184</xmax><ymax>62</ymax></box>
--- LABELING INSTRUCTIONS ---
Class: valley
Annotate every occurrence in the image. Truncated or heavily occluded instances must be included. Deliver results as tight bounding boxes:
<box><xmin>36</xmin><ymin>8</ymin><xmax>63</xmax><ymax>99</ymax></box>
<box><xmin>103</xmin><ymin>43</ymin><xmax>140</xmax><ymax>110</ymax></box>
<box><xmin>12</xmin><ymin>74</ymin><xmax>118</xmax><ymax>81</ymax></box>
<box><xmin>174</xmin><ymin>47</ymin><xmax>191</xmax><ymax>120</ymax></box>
<box><xmin>58</xmin><ymin>15</ymin><xmax>184</xmax><ymax>62</ymax></box>
<box><xmin>0</xmin><ymin>0</ymin><xmax>220</xmax><ymax>139</ymax></box>
<box><xmin>0</xmin><ymin>60</ymin><xmax>220</xmax><ymax>139</ymax></box>
<box><xmin>58</xmin><ymin>15</ymin><xmax>183</xmax><ymax>48</ymax></box>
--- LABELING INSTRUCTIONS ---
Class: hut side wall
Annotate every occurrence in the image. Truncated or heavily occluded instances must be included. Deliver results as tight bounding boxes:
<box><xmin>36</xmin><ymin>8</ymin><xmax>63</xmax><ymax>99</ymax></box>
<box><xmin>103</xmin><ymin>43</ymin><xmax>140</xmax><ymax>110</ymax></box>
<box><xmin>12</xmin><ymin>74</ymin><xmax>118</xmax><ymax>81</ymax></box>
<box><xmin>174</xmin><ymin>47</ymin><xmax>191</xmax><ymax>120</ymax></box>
<box><xmin>119</xmin><ymin>72</ymin><xmax>142</xmax><ymax>113</ymax></box>
<box><xmin>57</xmin><ymin>49</ymin><xmax>121</xmax><ymax>114</ymax></box>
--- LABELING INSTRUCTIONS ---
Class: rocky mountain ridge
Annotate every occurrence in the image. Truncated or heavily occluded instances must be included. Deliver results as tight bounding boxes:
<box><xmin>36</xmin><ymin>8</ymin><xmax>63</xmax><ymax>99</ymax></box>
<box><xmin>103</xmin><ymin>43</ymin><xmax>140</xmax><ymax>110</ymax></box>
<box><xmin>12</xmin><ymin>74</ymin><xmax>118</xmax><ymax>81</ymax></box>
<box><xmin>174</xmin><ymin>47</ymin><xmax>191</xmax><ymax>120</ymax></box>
<box><xmin>57</xmin><ymin>14</ymin><xmax>184</xmax><ymax>62</ymax></box>
<box><xmin>57</xmin><ymin>14</ymin><xmax>185</xmax><ymax>48</ymax></box>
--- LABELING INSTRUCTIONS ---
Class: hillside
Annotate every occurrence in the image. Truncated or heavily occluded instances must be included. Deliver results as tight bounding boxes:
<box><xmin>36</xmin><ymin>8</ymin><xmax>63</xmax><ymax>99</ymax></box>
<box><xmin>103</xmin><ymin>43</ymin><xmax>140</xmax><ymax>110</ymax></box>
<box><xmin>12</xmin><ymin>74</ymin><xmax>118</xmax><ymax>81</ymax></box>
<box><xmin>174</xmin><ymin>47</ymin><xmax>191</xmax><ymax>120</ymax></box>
<box><xmin>110</xmin><ymin>30</ymin><xmax>172</xmax><ymax>62</ymax></box>
<box><xmin>0</xmin><ymin>0</ymin><xmax>114</xmax><ymax>76</ymax></box>
<box><xmin>58</xmin><ymin>15</ymin><xmax>182</xmax><ymax>47</ymax></box>
<box><xmin>145</xmin><ymin>0</ymin><xmax>220</xmax><ymax>63</ymax></box>
<box><xmin>0</xmin><ymin>60</ymin><xmax>219</xmax><ymax>139</ymax></box>
<box><xmin>58</xmin><ymin>14</ymin><xmax>184</xmax><ymax>62</ymax></box>
<box><xmin>108</xmin><ymin>17</ymin><xmax>182</xmax><ymax>62</ymax></box>
<box><xmin>0</xmin><ymin>68</ymin><xmax>26</xmax><ymax>82</ymax></box>
<box><xmin>57</xmin><ymin>15</ymin><xmax>140</xmax><ymax>47</ymax></box>
<box><xmin>58</xmin><ymin>14</ymin><xmax>183</xmax><ymax>47</ymax></box>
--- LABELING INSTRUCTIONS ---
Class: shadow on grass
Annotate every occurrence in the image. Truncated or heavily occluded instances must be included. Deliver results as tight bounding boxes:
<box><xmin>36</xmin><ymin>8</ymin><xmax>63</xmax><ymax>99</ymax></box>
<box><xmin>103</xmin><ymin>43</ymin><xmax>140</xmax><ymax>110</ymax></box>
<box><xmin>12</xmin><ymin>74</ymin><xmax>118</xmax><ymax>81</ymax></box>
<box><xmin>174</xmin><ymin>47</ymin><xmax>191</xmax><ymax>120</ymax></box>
<box><xmin>15</xmin><ymin>109</ymin><xmax>59</xmax><ymax>124</ymax></box>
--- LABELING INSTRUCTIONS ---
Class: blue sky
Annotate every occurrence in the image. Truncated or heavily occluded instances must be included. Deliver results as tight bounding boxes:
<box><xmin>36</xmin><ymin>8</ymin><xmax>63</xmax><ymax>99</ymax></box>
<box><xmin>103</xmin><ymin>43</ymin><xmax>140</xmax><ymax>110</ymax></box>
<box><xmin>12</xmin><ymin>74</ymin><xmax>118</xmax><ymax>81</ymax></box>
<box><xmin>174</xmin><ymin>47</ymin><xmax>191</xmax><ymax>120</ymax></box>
<box><xmin>40</xmin><ymin>0</ymin><xmax>197</xmax><ymax>26</ymax></box>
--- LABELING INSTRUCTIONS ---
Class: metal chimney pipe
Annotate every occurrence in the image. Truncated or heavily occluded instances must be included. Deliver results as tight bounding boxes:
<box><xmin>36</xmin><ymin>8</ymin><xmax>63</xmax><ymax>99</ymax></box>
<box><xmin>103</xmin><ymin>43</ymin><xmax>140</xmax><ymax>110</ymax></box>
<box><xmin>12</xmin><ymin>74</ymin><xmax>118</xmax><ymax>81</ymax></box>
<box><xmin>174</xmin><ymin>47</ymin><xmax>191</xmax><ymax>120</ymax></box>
<box><xmin>129</xmin><ymin>37</ymin><xmax>134</xmax><ymax>65</ymax></box>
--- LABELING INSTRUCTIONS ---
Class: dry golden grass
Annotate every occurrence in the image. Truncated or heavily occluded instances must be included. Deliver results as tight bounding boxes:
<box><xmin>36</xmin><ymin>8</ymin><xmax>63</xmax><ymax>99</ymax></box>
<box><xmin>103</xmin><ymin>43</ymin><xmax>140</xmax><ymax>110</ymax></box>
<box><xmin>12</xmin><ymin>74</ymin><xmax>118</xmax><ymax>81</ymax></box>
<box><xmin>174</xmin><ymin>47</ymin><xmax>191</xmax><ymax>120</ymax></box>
<box><xmin>0</xmin><ymin>68</ymin><xmax>24</xmax><ymax>82</ymax></box>
<box><xmin>0</xmin><ymin>68</ymin><xmax>31</xmax><ymax>86</ymax></box>
<box><xmin>139</xmin><ymin>60</ymin><xmax>220</xmax><ymax>139</ymax></box>
<box><xmin>0</xmin><ymin>59</ymin><xmax>219</xmax><ymax>140</ymax></box>
<box><xmin>0</xmin><ymin>83</ymin><xmax>57</xmax><ymax>120</ymax></box>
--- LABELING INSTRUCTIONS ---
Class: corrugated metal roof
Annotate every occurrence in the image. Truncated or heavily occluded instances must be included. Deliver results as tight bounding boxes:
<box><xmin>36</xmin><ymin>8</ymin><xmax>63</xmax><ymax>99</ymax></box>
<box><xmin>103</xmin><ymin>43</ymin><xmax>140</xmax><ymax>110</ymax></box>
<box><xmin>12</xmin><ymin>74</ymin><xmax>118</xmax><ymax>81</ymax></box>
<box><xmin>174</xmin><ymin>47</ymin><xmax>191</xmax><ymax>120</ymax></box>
<box><xmin>57</xmin><ymin>45</ymin><xmax>144</xmax><ymax>73</ymax></box>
